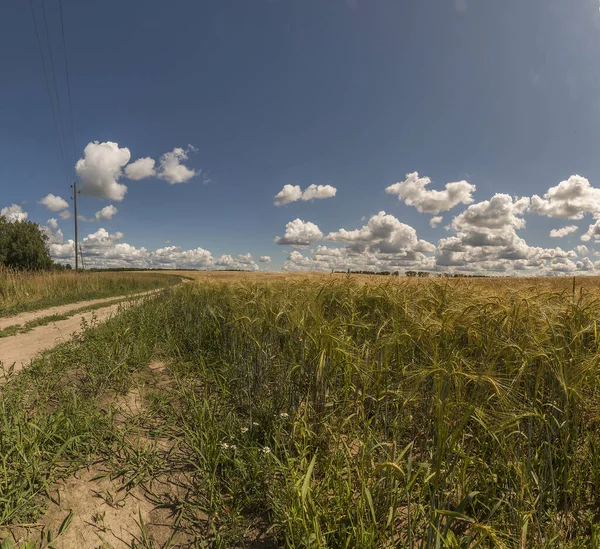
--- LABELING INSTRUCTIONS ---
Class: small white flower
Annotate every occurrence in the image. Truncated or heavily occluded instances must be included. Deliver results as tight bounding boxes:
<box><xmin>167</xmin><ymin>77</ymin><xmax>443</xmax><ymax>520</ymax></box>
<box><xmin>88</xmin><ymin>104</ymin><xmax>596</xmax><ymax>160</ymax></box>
<box><xmin>279</xmin><ymin>412</ymin><xmax>289</xmax><ymax>419</ymax></box>
<box><xmin>252</xmin><ymin>422</ymin><xmax>259</xmax><ymax>427</ymax></box>
<box><xmin>221</xmin><ymin>442</ymin><xmax>229</xmax><ymax>450</ymax></box>
<box><xmin>262</xmin><ymin>446</ymin><xmax>271</xmax><ymax>454</ymax></box>
<box><xmin>241</xmin><ymin>427</ymin><xmax>249</xmax><ymax>434</ymax></box>
<box><xmin>230</xmin><ymin>444</ymin><xmax>237</xmax><ymax>451</ymax></box>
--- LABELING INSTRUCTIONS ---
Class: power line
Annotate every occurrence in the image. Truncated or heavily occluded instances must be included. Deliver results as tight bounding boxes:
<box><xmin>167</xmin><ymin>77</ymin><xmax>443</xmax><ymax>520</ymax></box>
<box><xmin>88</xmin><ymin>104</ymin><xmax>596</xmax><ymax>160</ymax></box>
<box><xmin>58</xmin><ymin>0</ymin><xmax>77</xmax><ymax>171</ymax></box>
<box><xmin>41</xmin><ymin>0</ymin><xmax>70</xmax><ymax>178</ymax></box>
<box><xmin>28</xmin><ymin>0</ymin><xmax>70</xmax><ymax>182</ymax></box>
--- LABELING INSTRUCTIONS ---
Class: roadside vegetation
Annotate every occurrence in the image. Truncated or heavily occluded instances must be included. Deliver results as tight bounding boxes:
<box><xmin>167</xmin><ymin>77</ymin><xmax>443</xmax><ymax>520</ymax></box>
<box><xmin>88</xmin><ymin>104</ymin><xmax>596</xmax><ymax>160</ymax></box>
<box><xmin>2</xmin><ymin>276</ymin><xmax>600</xmax><ymax>547</ymax></box>
<box><xmin>0</xmin><ymin>267</ymin><xmax>182</xmax><ymax>317</ymax></box>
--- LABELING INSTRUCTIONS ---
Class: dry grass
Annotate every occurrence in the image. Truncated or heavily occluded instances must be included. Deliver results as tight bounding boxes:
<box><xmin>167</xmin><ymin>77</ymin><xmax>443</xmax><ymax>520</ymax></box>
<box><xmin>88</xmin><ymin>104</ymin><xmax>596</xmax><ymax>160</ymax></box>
<box><xmin>0</xmin><ymin>267</ymin><xmax>181</xmax><ymax>317</ymax></box>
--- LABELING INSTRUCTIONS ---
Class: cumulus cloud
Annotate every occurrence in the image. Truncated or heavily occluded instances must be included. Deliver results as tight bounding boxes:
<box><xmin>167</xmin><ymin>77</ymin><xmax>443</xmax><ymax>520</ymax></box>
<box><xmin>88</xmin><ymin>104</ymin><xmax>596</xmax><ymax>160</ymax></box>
<box><xmin>326</xmin><ymin>211</ymin><xmax>435</xmax><ymax>255</ymax></box>
<box><xmin>82</xmin><ymin>228</ymin><xmax>125</xmax><ymax>253</ymax></box>
<box><xmin>451</xmin><ymin>194</ymin><xmax>530</xmax><ymax>232</ymax></box>
<box><xmin>124</xmin><ymin>157</ymin><xmax>156</xmax><ymax>180</ymax></box>
<box><xmin>75</xmin><ymin>141</ymin><xmax>131</xmax><ymax>201</ymax></box>
<box><xmin>275</xmin><ymin>219</ymin><xmax>324</xmax><ymax>247</ymax></box>
<box><xmin>1</xmin><ymin>204</ymin><xmax>28</xmax><ymax>222</ymax></box>
<box><xmin>157</xmin><ymin>146</ymin><xmax>197</xmax><ymax>184</ymax></box>
<box><xmin>274</xmin><ymin>184</ymin><xmax>337</xmax><ymax>206</ymax></box>
<box><xmin>215</xmin><ymin>253</ymin><xmax>259</xmax><ymax>270</ymax></box>
<box><xmin>96</xmin><ymin>205</ymin><xmax>118</xmax><ymax>220</ymax></box>
<box><xmin>576</xmin><ymin>245</ymin><xmax>589</xmax><ymax>256</ymax></box>
<box><xmin>259</xmin><ymin>256</ymin><xmax>272</xmax><ymax>263</ymax></box>
<box><xmin>549</xmin><ymin>225</ymin><xmax>578</xmax><ymax>238</ymax></box>
<box><xmin>581</xmin><ymin>219</ymin><xmax>600</xmax><ymax>242</ymax></box>
<box><xmin>530</xmin><ymin>175</ymin><xmax>600</xmax><ymax>219</ymax></box>
<box><xmin>40</xmin><ymin>220</ymin><xmax>65</xmax><ymax>249</ymax></box>
<box><xmin>152</xmin><ymin>245</ymin><xmax>213</xmax><ymax>268</ymax></box>
<box><xmin>385</xmin><ymin>172</ymin><xmax>476</xmax><ymax>214</ymax></box>
<box><xmin>427</xmin><ymin>192</ymin><xmax>596</xmax><ymax>276</ymax></box>
<box><xmin>283</xmin><ymin>243</ymin><xmax>436</xmax><ymax>273</ymax></box>
<box><xmin>59</xmin><ymin>210</ymin><xmax>71</xmax><ymax>220</ymax></box>
<box><xmin>39</xmin><ymin>193</ymin><xmax>69</xmax><ymax>211</ymax></box>
<box><xmin>429</xmin><ymin>216</ymin><xmax>443</xmax><ymax>228</ymax></box>
<box><xmin>274</xmin><ymin>185</ymin><xmax>302</xmax><ymax>206</ymax></box>
<box><xmin>48</xmin><ymin>227</ymin><xmax>258</xmax><ymax>271</ymax></box>
<box><xmin>301</xmin><ymin>184</ymin><xmax>337</xmax><ymax>201</ymax></box>
<box><xmin>79</xmin><ymin>205</ymin><xmax>118</xmax><ymax>223</ymax></box>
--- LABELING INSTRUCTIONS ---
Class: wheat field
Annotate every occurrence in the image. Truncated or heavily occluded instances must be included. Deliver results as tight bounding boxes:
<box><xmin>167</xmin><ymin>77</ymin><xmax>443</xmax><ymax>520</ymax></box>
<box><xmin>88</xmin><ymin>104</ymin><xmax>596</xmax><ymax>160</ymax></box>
<box><xmin>2</xmin><ymin>273</ymin><xmax>600</xmax><ymax>547</ymax></box>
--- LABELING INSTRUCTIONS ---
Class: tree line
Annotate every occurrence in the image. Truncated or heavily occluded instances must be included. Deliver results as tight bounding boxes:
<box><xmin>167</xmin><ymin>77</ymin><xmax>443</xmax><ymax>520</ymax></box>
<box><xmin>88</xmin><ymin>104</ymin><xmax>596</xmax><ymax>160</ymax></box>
<box><xmin>0</xmin><ymin>215</ymin><xmax>69</xmax><ymax>270</ymax></box>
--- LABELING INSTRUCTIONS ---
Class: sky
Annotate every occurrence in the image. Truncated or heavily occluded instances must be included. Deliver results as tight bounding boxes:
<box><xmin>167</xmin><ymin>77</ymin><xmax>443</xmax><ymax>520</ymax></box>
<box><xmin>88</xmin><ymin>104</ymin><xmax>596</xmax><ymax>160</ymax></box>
<box><xmin>3</xmin><ymin>0</ymin><xmax>600</xmax><ymax>274</ymax></box>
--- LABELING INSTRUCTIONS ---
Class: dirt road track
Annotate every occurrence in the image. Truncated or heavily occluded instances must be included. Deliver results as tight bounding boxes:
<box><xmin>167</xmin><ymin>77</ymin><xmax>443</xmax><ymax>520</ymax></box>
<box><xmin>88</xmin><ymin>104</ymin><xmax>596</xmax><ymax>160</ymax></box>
<box><xmin>0</xmin><ymin>292</ymin><xmax>162</xmax><ymax>376</ymax></box>
<box><xmin>0</xmin><ymin>288</ymin><xmax>163</xmax><ymax>331</ymax></box>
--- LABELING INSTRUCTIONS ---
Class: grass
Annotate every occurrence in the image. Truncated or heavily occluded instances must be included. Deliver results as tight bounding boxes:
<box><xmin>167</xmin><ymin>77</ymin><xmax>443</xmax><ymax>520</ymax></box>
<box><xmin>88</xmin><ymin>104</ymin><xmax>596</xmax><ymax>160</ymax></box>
<box><xmin>0</xmin><ymin>267</ymin><xmax>184</xmax><ymax>317</ymax></box>
<box><xmin>0</xmin><ymin>293</ymin><xmax>161</xmax><ymax>338</ymax></box>
<box><xmin>2</xmin><ymin>275</ymin><xmax>600</xmax><ymax>547</ymax></box>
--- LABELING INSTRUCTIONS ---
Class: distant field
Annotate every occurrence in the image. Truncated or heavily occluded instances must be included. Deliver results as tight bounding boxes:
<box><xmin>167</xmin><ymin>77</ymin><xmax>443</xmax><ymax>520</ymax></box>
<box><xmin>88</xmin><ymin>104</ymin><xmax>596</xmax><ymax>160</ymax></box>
<box><xmin>0</xmin><ymin>267</ymin><xmax>182</xmax><ymax>317</ymax></box>
<box><xmin>3</xmin><ymin>274</ymin><xmax>600</xmax><ymax>547</ymax></box>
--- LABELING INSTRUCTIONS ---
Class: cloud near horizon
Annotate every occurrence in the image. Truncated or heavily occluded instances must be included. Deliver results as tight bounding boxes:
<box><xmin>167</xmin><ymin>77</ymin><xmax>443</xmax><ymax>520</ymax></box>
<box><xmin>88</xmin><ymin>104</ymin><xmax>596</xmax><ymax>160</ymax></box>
<box><xmin>48</xmin><ymin>227</ymin><xmax>262</xmax><ymax>271</ymax></box>
<box><xmin>15</xmin><ymin>168</ymin><xmax>600</xmax><ymax>277</ymax></box>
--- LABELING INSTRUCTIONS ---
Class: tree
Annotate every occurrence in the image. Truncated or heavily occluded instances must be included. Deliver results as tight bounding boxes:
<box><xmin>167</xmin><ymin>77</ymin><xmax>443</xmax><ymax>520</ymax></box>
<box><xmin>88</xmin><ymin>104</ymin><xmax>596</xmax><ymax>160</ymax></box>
<box><xmin>0</xmin><ymin>216</ymin><xmax>54</xmax><ymax>270</ymax></box>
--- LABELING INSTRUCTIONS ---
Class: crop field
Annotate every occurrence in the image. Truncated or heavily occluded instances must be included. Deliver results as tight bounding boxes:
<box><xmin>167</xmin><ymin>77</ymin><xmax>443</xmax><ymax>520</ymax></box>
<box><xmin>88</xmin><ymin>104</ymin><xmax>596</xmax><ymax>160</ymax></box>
<box><xmin>2</xmin><ymin>272</ymin><xmax>600</xmax><ymax>547</ymax></box>
<box><xmin>0</xmin><ymin>267</ymin><xmax>183</xmax><ymax>317</ymax></box>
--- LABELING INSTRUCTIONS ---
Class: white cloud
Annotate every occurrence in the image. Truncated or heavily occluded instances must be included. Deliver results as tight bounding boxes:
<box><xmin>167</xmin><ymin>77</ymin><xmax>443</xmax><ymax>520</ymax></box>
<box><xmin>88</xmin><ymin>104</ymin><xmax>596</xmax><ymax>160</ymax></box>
<box><xmin>326</xmin><ymin>211</ymin><xmax>435</xmax><ymax>255</ymax></box>
<box><xmin>301</xmin><ymin>184</ymin><xmax>337</xmax><ymax>201</ymax></box>
<box><xmin>82</xmin><ymin>228</ymin><xmax>125</xmax><ymax>254</ymax></box>
<box><xmin>429</xmin><ymin>215</ymin><xmax>443</xmax><ymax>228</ymax></box>
<box><xmin>451</xmin><ymin>194</ymin><xmax>530</xmax><ymax>232</ymax></box>
<box><xmin>215</xmin><ymin>253</ymin><xmax>259</xmax><ymax>270</ymax></box>
<box><xmin>275</xmin><ymin>219</ymin><xmax>324</xmax><ymax>247</ymax></box>
<box><xmin>283</xmin><ymin>243</ymin><xmax>436</xmax><ymax>273</ymax></box>
<box><xmin>124</xmin><ymin>157</ymin><xmax>156</xmax><ymax>180</ymax></box>
<box><xmin>259</xmin><ymin>256</ymin><xmax>272</xmax><ymax>263</ymax></box>
<box><xmin>274</xmin><ymin>185</ymin><xmax>302</xmax><ymax>206</ymax></box>
<box><xmin>152</xmin><ymin>245</ymin><xmax>213</xmax><ymax>269</ymax></box>
<box><xmin>549</xmin><ymin>225</ymin><xmax>578</xmax><ymax>238</ymax></box>
<box><xmin>274</xmin><ymin>184</ymin><xmax>337</xmax><ymax>206</ymax></box>
<box><xmin>41</xmin><ymin>220</ymin><xmax>64</xmax><ymax>247</ymax></box>
<box><xmin>385</xmin><ymin>172</ymin><xmax>476</xmax><ymax>214</ymax></box>
<box><xmin>39</xmin><ymin>193</ymin><xmax>69</xmax><ymax>211</ymax></box>
<box><xmin>59</xmin><ymin>210</ymin><xmax>71</xmax><ymax>220</ymax></box>
<box><xmin>78</xmin><ymin>205</ymin><xmax>118</xmax><ymax>223</ymax></box>
<box><xmin>157</xmin><ymin>146</ymin><xmax>197</xmax><ymax>184</ymax></box>
<box><xmin>530</xmin><ymin>175</ymin><xmax>600</xmax><ymax>219</ymax></box>
<box><xmin>95</xmin><ymin>205</ymin><xmax>117</xmax><ymax>220</ymax></box>
<box><xmin>581</xmin><ymin>219</ymin><xmax>600</xmax><ymax>242</ymax></box>
<box><xmin>75</xmin><ymin>141</ymin><xmax>131</xmax><ymax>201</ymax></box>
<box><xmin>576</xmin><ymin>245</ymin><xmax>589</xmax><ymax>256</ymax></box>
<box><xmin>1</xmin><ymin>204</ymin><xmax>28</xmax><ymax>222</ymax></box>
<box><xmin>48</xmin><ymin>227</ymin><xmax>258</xmax><ymax>271</ymax></box>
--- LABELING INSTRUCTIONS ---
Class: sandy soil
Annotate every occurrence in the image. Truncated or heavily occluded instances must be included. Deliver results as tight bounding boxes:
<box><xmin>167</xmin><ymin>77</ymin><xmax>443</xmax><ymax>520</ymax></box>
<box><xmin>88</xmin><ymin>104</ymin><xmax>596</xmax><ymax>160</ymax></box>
<box><xmin>0</xmin><ymin>288</ymin><xmax>163</xmax><ymax>331</ymax></box>
<box><xmin>3</xmin><ymin>362</ymin><xmax>194</xmax><ymax>548</ymax></box>
<box><xmin>0</xmin><ymin>293</ymin><xmax>161</xmax><ymax>376</ymax></box>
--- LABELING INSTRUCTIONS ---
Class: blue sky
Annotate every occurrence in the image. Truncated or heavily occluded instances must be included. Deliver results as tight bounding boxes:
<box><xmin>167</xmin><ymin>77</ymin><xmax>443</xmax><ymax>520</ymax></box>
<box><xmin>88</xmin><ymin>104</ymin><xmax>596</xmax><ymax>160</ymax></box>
<box><xmin>3</xmin><ymin>0</ymin><xmax>600</xmax><ymax>273</ymax></box>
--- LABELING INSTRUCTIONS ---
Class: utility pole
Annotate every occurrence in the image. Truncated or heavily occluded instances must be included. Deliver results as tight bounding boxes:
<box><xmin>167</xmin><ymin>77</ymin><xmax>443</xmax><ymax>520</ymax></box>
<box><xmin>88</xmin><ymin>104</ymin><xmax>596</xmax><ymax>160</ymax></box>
<box><xmin>79</xmin><ymin>244</ymin><xmax>85</xmax><ymax>270</ymax></box>
<box><xmin>71</xmin><ymin>182</ymin><xmax>80</xmax><ymax>270</ymax></box>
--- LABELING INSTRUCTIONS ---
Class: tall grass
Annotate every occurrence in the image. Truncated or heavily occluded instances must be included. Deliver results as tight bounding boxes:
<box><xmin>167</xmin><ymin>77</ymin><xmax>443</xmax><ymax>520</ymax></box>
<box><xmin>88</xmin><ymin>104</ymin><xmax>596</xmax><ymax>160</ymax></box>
<box><xmin>0</xmin><ymin>267</ymin><xmax>181</xmax><ymax>317</ymax></box>
<box><xmin>3</xmin><ymin>277</ymin><xmax>600</xmax><ymax>547</ymax></box>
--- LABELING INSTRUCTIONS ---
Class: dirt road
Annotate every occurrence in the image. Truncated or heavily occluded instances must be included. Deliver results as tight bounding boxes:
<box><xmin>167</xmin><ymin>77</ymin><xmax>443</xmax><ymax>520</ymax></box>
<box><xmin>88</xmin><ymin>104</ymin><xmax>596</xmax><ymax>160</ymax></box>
<box><xmin>0</xmin><ymin>292</ymin><xmax>160</xmax><ymax>375</ymax></box>
<box><xmin>0</xmin><ymin>288</ymin><xmax>163</xmax><ymax>331</ymax></box>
